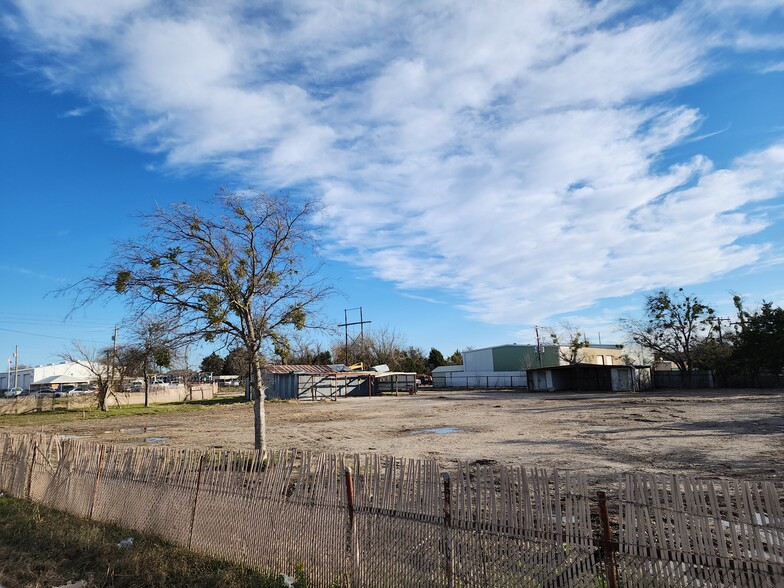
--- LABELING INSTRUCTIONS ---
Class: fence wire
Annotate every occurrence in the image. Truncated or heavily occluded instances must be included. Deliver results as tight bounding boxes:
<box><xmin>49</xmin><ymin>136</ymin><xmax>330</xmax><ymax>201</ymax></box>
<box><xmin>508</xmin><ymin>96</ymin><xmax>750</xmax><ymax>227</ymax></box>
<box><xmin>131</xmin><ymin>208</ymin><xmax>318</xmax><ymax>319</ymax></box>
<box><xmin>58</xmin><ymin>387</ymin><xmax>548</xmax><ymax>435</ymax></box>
<box><xmin>0</xmin><ymin>432</ymin><xmax>781</xmax><ymax>588</ymax></box>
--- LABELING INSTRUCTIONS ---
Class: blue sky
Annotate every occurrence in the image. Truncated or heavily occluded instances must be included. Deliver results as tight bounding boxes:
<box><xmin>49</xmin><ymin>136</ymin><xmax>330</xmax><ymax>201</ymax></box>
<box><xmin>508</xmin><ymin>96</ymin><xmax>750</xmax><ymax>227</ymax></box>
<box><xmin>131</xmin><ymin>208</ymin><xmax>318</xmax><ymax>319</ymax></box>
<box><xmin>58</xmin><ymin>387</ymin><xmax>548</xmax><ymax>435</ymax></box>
<box><xmin>1</xmin><ymin>0</ymin><xmax>783</xmax><ymax>368</ymax></box>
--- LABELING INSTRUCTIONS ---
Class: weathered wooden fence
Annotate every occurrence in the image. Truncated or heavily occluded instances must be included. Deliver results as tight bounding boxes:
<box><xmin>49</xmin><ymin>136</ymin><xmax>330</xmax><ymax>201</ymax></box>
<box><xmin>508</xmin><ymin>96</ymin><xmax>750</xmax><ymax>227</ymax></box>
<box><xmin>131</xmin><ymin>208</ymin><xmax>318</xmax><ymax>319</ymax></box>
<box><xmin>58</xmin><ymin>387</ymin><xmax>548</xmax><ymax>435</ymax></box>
<box><xmin>0</xmin><ymin>433</ymin><xmax>781</xmax><ymax>587</ymax></box>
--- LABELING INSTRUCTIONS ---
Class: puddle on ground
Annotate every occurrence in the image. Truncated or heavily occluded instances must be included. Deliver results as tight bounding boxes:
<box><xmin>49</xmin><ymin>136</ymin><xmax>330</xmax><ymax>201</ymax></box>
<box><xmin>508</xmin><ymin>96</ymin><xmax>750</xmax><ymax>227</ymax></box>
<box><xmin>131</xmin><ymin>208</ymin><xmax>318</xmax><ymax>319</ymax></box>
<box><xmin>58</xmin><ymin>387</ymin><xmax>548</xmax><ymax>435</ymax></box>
<box><xmin>120</xmin><ymin>426</ymin><xmax>160</xmax><ymax>434</ymax></box>
<box><xmin>411</xmin><ymin>427</ymin><xmax>463</xmax><ymax>435</ymax></box>
<box><xmin>145</xmin><ymin>437</ymin><xmax>168</xmax><ymax>443</ymax></box>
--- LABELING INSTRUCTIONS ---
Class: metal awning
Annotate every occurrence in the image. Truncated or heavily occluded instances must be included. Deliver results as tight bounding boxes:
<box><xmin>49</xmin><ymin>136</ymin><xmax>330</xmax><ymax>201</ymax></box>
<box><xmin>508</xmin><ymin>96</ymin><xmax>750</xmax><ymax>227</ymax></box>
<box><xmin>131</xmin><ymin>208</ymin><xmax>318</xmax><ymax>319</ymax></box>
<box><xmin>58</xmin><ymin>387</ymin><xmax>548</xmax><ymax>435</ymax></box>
<box><xmin>32</xmin><ymin>374</ymin><xmax>87</xmax><ymax>386</ymax></box>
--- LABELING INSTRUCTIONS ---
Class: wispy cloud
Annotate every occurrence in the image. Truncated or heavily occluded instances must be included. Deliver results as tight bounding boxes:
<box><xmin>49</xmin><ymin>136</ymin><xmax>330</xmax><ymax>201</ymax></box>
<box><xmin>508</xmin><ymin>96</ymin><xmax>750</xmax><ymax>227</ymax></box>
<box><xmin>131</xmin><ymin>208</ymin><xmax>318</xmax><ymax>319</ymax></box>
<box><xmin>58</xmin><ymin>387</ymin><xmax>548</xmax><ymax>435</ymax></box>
<box><xmin>760</xmin><ymin>61</ymin><xmax>784</xmax><ymax>73</ymax></box>
<box><xmin>59</xmin><ymin>106</ymin><xmax>91</xmax><ymax>118</ymax></box>
<box><xmin>3</xmin><ymin>0</ymin><xmax>783</xmax><ymax>326</ymax></box>
<box><xmin>0</xmin><ymin>264</ymin><xmax>66</xmax><ymax>282</ymax></box>
<box><xmin>400</xmin><ymin>293</ymin><xmax>446</xmax><ymax>305</ymax></box>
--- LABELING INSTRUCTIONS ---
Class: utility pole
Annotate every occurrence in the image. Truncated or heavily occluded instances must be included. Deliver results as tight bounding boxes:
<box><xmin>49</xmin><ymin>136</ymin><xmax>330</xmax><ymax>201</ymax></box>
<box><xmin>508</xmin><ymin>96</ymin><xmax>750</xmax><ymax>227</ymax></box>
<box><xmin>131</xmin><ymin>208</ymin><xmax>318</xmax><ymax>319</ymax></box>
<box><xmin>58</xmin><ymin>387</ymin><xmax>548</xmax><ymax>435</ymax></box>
<box><xmin>13</xmin><ymin>345</ymin><xmax>19</xmax><ymax>388</ymax></box>
<box><xmin>338</xmin><ymin>307</ymin><xmax>372</xmax><ymax>366</ymax></box>
<box><xmin>715</xmin><ymin>317</ymin><xmax>734</xmax><ymax>345</ymax></box>
<box><xmin>535</xmin><ymin>326</ymin><xmax>543</xmax><ymax>368</ymax></box>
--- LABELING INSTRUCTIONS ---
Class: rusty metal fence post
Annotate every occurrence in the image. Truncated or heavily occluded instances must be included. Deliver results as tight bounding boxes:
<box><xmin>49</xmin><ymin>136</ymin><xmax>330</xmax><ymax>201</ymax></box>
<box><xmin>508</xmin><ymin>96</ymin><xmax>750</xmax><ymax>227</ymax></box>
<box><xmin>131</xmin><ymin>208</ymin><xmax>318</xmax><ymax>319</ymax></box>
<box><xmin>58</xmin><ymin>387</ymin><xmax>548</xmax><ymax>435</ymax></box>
<box><xmin>345</xmin><ymin>466</ymin><xmax>360</xmax><ymax>588</ymax></box>
<box><xmin>25</xmin><ymin>440</ymin><xmax>37</xmax><ymax>500</ymax></box>
<box><xmin>597</xmin><ymin>491</ymin><xmax>618</xmax><ymax>588</ymax></box>
<box><xmin>188</xmin><ymin>453</ymin><xmax>206</xmax><ymax>549</ymax></box>
<box><xmin>443</xmin><ymin>472</ymin><xmax>455</xmax><ymax>588</ymax></box>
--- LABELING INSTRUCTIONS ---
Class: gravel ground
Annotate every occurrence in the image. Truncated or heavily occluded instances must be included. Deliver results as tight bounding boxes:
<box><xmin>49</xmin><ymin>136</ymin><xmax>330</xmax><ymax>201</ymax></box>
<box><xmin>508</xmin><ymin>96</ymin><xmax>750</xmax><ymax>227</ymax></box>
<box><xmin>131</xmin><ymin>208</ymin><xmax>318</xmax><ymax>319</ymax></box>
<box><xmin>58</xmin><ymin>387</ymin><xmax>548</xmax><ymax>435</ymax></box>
<box><xmin>5</xmin><ymin>388</ymin><xmax>782</xmax><ymax>485</ymax></box>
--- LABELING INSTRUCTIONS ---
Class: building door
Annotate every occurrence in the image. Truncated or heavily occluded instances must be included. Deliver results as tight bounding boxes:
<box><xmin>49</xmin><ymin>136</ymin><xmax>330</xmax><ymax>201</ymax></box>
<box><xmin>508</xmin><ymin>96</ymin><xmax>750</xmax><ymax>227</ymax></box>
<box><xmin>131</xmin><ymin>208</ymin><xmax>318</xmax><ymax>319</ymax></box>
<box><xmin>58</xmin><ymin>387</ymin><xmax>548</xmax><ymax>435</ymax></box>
<box><xmin>612</xmin><ymin>368</ymin><xmax>630</xmax><ymax>391</ymax></box>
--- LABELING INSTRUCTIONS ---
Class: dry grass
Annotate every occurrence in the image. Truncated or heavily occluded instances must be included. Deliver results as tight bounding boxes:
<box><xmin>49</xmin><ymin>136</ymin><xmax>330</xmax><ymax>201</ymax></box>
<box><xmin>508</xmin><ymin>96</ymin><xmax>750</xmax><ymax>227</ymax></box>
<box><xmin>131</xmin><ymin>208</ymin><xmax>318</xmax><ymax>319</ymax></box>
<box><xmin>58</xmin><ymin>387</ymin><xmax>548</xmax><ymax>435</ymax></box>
<box><xmin>0</xmin><ymin>494</ymin><xmax>289</xmax><ymax>588</ymax></box>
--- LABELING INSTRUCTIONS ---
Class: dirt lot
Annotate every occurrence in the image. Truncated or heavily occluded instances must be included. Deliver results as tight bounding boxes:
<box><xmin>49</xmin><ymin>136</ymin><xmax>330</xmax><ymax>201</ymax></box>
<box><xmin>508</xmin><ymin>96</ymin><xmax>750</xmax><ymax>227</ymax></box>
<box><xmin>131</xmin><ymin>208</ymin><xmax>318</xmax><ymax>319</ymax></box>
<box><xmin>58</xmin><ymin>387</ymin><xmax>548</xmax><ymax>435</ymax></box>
<box><xmin>3</xmin><ymin>388</ymin><xmax>782</xmax><ymax>485</ymax></box>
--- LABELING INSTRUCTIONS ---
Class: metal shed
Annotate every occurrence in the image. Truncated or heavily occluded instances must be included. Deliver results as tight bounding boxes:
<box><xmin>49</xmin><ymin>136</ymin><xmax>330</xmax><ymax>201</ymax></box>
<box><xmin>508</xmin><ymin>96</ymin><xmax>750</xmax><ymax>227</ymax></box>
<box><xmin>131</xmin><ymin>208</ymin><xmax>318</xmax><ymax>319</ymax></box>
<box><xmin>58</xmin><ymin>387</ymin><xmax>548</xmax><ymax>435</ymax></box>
<box><xmin>263</xmin><ymin>365</ymin><xmax>416</xmax><ymax>401</ymax></box>
<box><xmin>527</xmin><ymin>363</ymin><xmax>637</xmax><ymax>392</ymax></box>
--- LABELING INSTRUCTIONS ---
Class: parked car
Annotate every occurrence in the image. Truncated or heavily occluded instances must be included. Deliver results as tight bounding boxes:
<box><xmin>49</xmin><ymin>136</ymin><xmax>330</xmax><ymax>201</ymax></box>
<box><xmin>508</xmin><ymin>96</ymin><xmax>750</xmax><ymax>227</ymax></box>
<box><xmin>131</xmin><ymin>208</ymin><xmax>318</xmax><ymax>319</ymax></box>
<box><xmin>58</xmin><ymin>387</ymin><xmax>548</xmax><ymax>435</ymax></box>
<box><xmin>31</xmin><ymin>388</ymin><xmax>56</xmax><ymax>397</ymax></box>
<box><xmin>416</xmin><ymin>374</ymin><xmax>433</xmax><ymax>386</ymax></box>
<box><xmin>66</xmin><ymin>387</ymin><xmax>92</xmax><ymax>395</ymax></box>
<box><xmin>4</xmin><ymin>387</ymin><xmax>23</xmax><ymax>398</ymax></box>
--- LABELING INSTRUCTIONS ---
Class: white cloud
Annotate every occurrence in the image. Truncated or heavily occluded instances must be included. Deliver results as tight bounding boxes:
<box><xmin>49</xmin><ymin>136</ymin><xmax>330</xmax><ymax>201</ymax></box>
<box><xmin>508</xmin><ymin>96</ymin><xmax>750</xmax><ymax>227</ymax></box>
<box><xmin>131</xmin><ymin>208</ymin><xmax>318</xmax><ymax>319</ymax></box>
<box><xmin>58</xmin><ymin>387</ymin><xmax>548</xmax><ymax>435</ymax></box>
<box><xmin>59</xmin><ymin>106</ymin><xmax>91</xmax><ymax>117</ymax></box>
<box><xmin>4</xmin><ymin>0</ymin><xmax>784</xmax><ymax>326</ymax></box>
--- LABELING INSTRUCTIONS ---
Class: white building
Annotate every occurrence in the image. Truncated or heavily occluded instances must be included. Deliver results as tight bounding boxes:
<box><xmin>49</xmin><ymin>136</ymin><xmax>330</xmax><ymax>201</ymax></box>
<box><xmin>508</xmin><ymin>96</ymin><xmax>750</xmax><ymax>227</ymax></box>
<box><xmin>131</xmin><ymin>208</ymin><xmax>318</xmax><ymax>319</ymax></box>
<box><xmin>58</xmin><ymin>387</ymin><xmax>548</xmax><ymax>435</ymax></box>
<box><xmin>0</xmin><ymin>362</ymin><xmax>96</xmax><ymax>392</ymax></box>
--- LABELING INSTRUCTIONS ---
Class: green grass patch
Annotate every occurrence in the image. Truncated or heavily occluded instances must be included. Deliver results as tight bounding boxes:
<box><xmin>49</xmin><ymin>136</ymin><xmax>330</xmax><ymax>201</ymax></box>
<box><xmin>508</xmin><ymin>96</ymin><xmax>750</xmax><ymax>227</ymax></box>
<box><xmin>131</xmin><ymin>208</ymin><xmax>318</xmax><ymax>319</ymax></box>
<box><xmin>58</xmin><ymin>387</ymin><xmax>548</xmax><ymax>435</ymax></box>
<box><xmin>0</xmin><ymin>494</ymin><xmax>290</xmax><ymax>587</ymax></box>
<box><xmin>0</xmin><ymin>395</ymin><xmax>247</xmax><ymax>428</ymax></box>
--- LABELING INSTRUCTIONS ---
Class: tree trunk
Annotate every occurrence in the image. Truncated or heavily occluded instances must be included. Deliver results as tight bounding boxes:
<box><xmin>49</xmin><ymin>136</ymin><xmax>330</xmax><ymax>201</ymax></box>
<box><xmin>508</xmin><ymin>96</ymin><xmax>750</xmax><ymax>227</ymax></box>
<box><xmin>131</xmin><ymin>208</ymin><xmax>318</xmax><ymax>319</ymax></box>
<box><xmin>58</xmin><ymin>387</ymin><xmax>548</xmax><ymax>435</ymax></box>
<box><xmin>143</xmin><ymin>365</ymin><xmax>150</xmax><ymax>408</ymax></box>
<box><xmin>98</xmin><ymin>385</ymin><xmax>108</xmax><ymax>412</ymax></box>
<box><xmin>676</xmin><ymin>361</ymin><xmax>691</xmax><ymax>388</ymax></box>
<box><xmin>251</xmin><ymin>356</ymin><xmax>266</xmax><ymax>453</ymax></box>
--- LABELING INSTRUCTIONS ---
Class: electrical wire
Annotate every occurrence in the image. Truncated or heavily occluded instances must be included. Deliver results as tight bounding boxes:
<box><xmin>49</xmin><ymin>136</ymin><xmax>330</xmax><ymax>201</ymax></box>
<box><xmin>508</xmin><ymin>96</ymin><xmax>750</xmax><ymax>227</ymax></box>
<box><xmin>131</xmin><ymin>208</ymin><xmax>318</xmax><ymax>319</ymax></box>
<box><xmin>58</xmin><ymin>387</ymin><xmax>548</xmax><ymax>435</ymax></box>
<box><xmin>0</xmin><ymin>327</ymin><xmax>107</xmax><ymax>345</ymax></box>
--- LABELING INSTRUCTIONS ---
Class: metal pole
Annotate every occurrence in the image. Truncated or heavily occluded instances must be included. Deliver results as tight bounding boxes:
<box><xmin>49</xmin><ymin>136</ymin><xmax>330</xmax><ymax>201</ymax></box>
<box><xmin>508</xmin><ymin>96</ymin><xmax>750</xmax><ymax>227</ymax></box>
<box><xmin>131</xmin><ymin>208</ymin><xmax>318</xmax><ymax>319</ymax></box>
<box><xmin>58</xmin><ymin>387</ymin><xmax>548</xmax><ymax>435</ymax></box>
<box><xmin>13</xmin><ymin>345</ymin><xmax>19</xmax><ymax>388</ymax></box>
<box><xmin>442</xmin><ymin>472</ymin><xmax>455</xmax><ymax>588</ymax></box>
<box><xmin>345</xmin><ymin>467</ymin><xmax>360</xmax><ymax>588</ymax></box>
<box><xmin>188</xmin><ymin>454</ymin><xmax>206</xmax><ymax>549</ymax></box>
<box><xmin>344</xmin><ymin>309</ymin><xmax>349</xmax><ymax>364</ymax></box>
<box><xmin>359</xmin><ymin>306</ymin><xmax>364</xmax><ymax>356</ymax></box>
<box><xmin>597</xmin><ymin>491</ymin><xmax>618</xmax><ymax>588</ymax></box>
<box><xmin>535</xmin><ymin>326</ymin><xmax>543</xmax><ymax>367</ymax></box>
<box><xmin>26</xmin><ymin>440</ymin><xmax>37</xmax><ymax>500</ymax></box>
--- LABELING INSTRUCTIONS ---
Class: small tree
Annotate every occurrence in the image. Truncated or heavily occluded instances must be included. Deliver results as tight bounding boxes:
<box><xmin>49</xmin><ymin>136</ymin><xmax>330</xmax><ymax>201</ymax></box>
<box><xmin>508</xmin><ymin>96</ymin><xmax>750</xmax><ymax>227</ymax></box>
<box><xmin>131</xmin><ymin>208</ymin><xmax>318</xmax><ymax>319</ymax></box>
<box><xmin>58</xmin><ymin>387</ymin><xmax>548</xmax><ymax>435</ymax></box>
<box><xmin>129</xmin><ymin>320</ymin><xmax>174</xmax><ymax>407</ymax></box>
<box><xmin>60</xmin><ymin>342</ymin><xmax>113</xmax><ymax>411</ymax></box>
<box><xmin>66</xmin><ymin>190</ymin><xmax>331</xmax><ymax>452</ymax></box>
<box><xmin>692</xmin><ymin>336</ymin><xmax>734</xmax><ymax>387</ymax></box>
<box><xmin>399</xmin><ymin>346</ymin><xmax>427</xmax><ymax>374</ymax></box>
<box><xmin>446</xmin><ymin>349</ymin><xmax>463</xmax><ymax>365</ymax></box>
<box><xmin>223</xmin><ymin>347</ymin><xmax>254</xmax><ymax>377</ymax></box>
<box><xmin>427</xmin><ymin>347</ymin><xmax>446</xmax><ymax>372</ymax></box>
<box><xmin>620</xmin><ymin>288</ymin><xmax>715</xmax><ymax>388</ymax></box>
<box><xmin>200</xmin><ymin>352</ymin><xmax>225</xmax><ymax>375</ymax></box>
<box><xmin>546</xmin><ymin>323</ymin><xmax>588</xmax><ymax>365</ymax></box>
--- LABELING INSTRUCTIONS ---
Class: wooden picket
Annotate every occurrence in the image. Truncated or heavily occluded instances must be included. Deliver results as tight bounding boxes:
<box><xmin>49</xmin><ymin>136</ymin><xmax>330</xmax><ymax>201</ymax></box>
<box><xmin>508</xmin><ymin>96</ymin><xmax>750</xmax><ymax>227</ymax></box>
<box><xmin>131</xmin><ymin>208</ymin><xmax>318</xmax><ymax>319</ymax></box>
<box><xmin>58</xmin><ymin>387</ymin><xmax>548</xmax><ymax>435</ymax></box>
<box><xmin>0</xmin><ymin>432</ymin><xmax>781</xmax><ymax>587</ymax></box>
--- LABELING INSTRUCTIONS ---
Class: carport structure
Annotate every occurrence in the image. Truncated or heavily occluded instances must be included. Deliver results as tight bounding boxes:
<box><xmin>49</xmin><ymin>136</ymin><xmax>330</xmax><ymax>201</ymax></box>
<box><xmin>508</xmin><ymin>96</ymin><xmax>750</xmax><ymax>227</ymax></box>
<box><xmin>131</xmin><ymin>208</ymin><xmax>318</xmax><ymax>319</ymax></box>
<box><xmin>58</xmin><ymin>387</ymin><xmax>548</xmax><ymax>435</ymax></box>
<box><xmin>527</xmin><ymin>363</ymin><xmax>636</xmax><ymax>392</ymax></box>
<box><xmin>263</xmin><ymin>365</ymin><xmax>416</xmax><ymax>400</ymax></box>
<box><xmin>31</xmin><ymin>374</ymin><xmax>90</xmax><ymax>392</ymax></box>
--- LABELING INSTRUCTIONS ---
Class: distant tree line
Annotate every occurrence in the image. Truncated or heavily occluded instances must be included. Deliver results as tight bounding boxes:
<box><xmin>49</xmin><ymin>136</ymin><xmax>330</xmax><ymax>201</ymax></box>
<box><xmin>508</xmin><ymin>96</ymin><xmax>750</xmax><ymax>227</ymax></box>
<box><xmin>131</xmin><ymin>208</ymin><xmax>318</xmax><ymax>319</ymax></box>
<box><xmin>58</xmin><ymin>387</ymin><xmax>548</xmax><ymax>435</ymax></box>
<box><xmin>199</xmin><ymin>327</ymin><xmax>463</xmax><ymax>376</ymax></box>
<box><xmin>620</xmin><ymin>288</ymin><xmax>784</xmax><ymax>388</ymax></box>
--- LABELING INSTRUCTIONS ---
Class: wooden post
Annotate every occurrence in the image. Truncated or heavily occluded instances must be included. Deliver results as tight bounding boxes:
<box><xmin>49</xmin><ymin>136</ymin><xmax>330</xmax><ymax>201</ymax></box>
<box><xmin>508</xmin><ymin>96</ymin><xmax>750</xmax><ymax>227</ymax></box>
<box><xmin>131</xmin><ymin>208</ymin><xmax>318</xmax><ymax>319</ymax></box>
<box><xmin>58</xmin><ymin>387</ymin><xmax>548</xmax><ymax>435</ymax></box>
<box><xmin>88</xmin><ymin>445</ymin><xmax>106</xmax><ymax>520</ymax></box>
<box><xmin>345</xmin><ymin>467</ymin><xmax>360</xmax><ymax>588</ymax></box>
<box><xmin>26</xmin><ymin>440</ymin><xmax>37</xmax><ymax>500</ymax></box>
<box><xmin>597</xmin><ymin>491</ymin><xmax>618</xmax><ymax>588</ymax></box>
<box><xmin>443</xmin><ymin>472</ymin><xmax>455</xmax><ymax>588</ymax></box>
<box><xmin>188</xmin><ymin>454</ymin><xmax>206</xmax><ymax>549</ymax></box>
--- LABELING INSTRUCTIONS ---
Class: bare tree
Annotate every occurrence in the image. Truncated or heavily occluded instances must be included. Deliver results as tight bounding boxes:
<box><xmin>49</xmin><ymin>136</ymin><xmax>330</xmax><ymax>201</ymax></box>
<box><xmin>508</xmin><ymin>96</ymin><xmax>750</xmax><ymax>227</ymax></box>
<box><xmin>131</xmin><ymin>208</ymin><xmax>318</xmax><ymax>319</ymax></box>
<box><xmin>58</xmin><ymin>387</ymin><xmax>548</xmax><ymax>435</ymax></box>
<box><xmin>332</xmin><ymin>326</ymin><xmax>408</xmax><ymax>370</ymax></box>
<box><xmin>124</xmin><ymin>319</ymin><xmax>174</xmax><ymax>407</ymax></box>
<box><xmin>64</xmin><ymin>190</ymin><xmax>333</xmax><ymax>452</ymax></box>
<box><xmin>287</xmin><ymin>332</ymin><xmax>332</xmax><ymax>365</ymax></box>
<box><xmin>545</xmin><ymin>322</ymin><xmax>588</xmax><ymax>364</ymax></box>
<box><xmin>60</xmin><ymin>342</ymin><xmax>113</xmax><ymax>411</ymax></box>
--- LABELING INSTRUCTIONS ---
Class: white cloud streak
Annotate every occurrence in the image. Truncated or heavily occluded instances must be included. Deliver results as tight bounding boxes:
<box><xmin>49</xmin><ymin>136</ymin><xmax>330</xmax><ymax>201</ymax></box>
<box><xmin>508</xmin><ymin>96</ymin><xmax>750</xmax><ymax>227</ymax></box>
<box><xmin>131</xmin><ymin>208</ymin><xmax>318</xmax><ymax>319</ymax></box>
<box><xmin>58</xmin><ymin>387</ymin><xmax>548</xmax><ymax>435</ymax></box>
<box><xmin>3</xmin><ymin>0</ymin><xmax>783</xmax><ymax>324</ymax></box>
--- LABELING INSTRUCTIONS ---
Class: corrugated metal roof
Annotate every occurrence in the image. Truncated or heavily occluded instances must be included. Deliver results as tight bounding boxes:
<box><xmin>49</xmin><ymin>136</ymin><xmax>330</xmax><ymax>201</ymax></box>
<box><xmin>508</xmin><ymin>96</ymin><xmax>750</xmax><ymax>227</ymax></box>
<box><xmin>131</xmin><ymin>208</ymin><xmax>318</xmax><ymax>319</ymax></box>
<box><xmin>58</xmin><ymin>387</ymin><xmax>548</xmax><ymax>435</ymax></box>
<box><xmin>263</xmin><ymin>364</ymin><xmax>336</xmax><ymax>375</ymax></box>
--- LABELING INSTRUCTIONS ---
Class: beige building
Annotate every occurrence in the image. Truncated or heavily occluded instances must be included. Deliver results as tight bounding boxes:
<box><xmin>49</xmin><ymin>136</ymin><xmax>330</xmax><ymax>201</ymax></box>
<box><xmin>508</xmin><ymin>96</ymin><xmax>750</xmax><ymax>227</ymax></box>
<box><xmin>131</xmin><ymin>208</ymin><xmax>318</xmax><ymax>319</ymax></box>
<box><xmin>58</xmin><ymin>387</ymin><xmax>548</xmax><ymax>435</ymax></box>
<box><xmin>571</xmin><ymin>344</ymin><xmax>626</xmax><ymax>366</ymax></box>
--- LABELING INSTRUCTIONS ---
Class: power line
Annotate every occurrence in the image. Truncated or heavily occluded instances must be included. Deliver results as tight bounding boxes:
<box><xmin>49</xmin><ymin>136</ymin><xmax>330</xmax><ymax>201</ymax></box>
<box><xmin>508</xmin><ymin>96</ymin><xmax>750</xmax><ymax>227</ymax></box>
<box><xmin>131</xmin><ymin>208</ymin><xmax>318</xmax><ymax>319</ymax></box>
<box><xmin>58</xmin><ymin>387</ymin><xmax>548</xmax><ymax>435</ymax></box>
<box><xmin>0</xmin><ymin>327</ymin><xmax>107</xmax><ymax>344</ymax></box>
